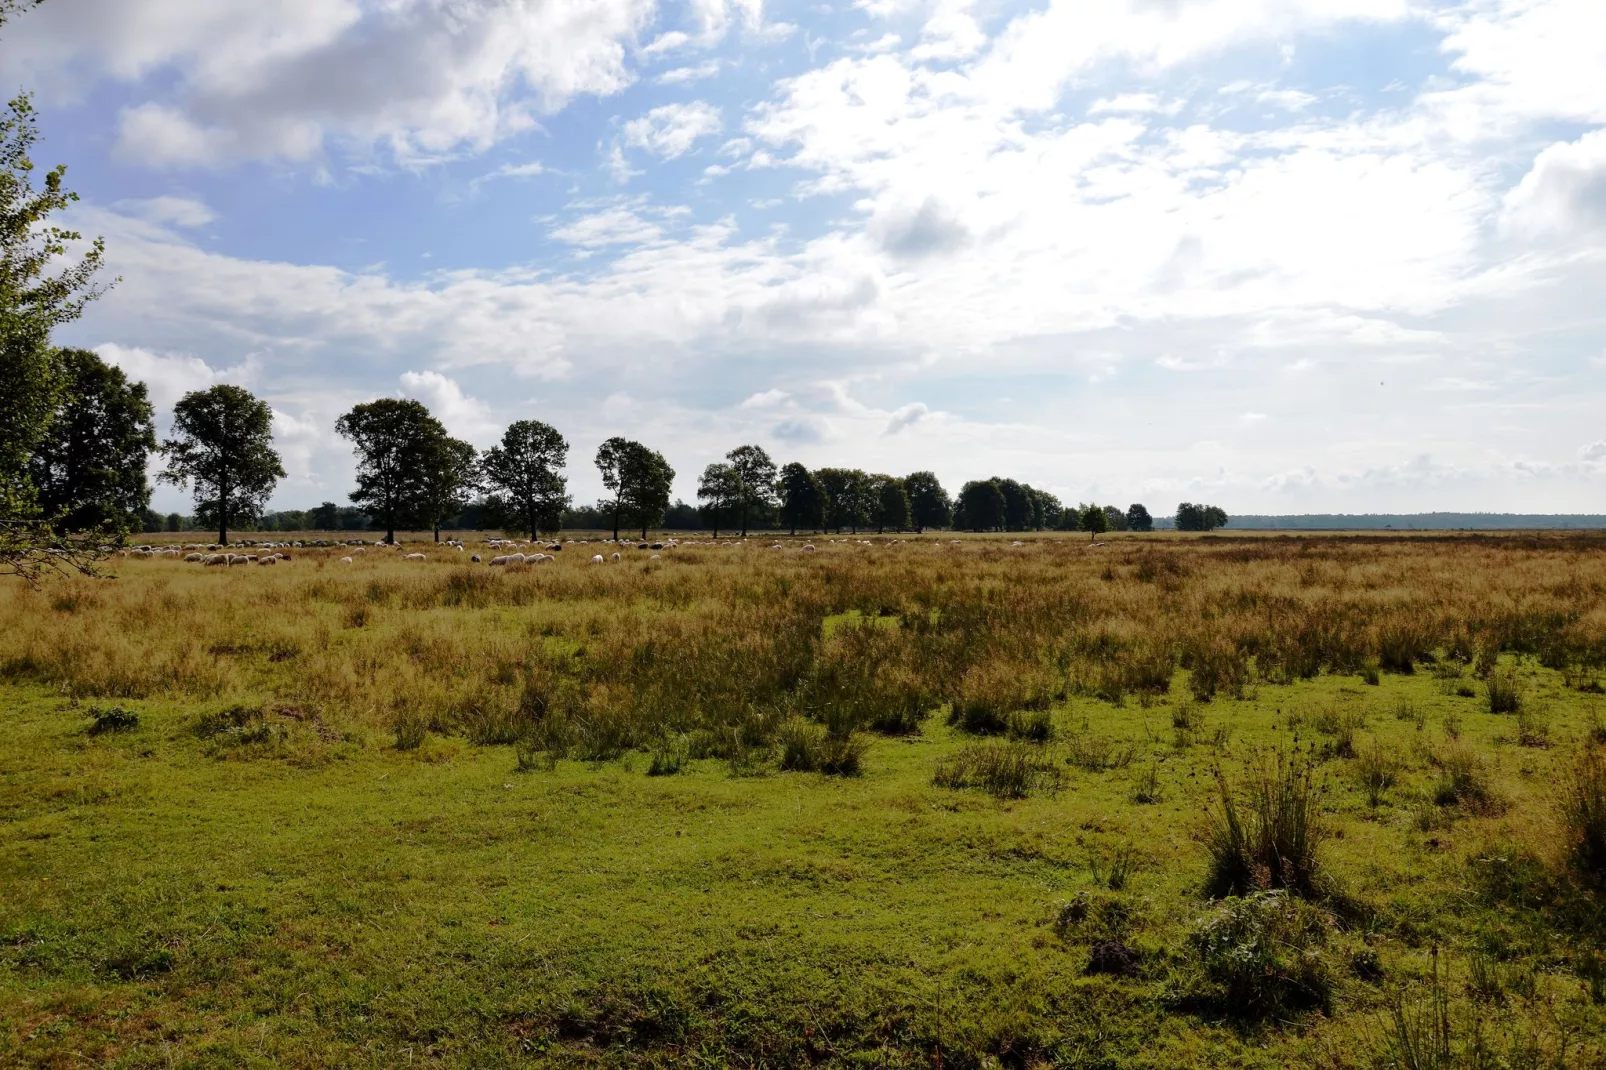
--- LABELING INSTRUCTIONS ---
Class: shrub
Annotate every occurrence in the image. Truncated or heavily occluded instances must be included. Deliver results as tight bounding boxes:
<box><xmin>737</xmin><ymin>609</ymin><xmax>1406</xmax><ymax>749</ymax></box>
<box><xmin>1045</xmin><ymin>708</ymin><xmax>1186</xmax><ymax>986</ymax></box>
<box><xmin>197</xmin><ymin>705</ymin><xmax>287</xmax><ymax>748</ymax></box>
<box><xmin>1487</xmin><ymin>671</ymin><xmax>1521</xmax><ymax>714</ymax></box>
<box><xmin>393</xmin><ymin>714</ymin><xmax>426</xmax><ymax>751</ymax></box>
<box><xmin>933</xmin><ymin>741</ymin><xmax>1060</xmax><ymax>798</ymax></box>
<box><xmin>1187</xmin><ymin>891</ymin><xmax>1336</xmax><ymax>1019</ymax></box>
<box><xmin>1559</xmin><ymin>743</ymin><xmax>1606</xmax><ymax>884</ymax></box>
<box><xmin>1053</xmin><ymin>889</ymin><xmax>1135</xmax><ymax>943</ymax></box>
<box><xmin>87</xmin><ymin>705</ymin><xmax>139</xmax><ymax>735</ymax></box>
<box><xmin>1201</xmin><ymin>749</ymin><xmax>1328</xmax><ymax>900</ymax></box>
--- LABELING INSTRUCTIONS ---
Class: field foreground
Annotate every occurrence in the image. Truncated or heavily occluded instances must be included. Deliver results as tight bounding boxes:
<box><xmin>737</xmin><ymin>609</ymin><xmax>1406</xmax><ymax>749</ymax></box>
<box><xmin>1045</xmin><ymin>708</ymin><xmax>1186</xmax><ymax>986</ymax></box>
<box><xmin>3</xmin><ymin>532</ymin><xmax>1606</xmax><ymax>1067</ymax></box>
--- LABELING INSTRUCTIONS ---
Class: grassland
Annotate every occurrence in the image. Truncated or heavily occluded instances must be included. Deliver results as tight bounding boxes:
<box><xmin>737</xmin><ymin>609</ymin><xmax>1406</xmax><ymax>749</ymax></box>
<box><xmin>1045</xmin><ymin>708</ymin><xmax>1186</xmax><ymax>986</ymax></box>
<box><xmin>3</xmin><ymin>531</ymin><xmax>1605</xmax><ymax>1067</ymax></box>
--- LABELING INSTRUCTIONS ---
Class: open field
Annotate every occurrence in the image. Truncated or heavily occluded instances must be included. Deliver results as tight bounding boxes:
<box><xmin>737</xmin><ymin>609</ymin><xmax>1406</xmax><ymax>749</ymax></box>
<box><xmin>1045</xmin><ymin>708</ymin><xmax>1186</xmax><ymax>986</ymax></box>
<box><xmin>3</xmin><ymin>532</ymin><xmax>1606</xmax><ymax>1067</ymax></box>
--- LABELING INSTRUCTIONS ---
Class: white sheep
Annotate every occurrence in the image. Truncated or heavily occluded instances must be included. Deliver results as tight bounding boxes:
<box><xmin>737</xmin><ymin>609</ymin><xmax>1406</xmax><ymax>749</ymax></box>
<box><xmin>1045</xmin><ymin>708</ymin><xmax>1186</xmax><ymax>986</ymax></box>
<box><xmin>591</xmin><ymin>554</ymin><xmax>604</xmax><ymax>565</ymax></box>
<box><xmin>259</xmin><ymin>556</ymin><xmax>277</xmax><ymax>566</ymax></box>
<box><xmin>802</xmin><ymin>544</ymin><xmax>815</xmax><ymax>552</ymax></box>
<box><xmin>184</xmin><ymin>552</ymin><xmax>203</xmax><ymax>562</ymax></box>
<box><xmin>611</xmin><ymin>552</ymin><xmax>621</xmax><ymax>562</ymax></box>
<box><xmin>339</xmin><ymin>556</ymin><xmax>353</xmax><ymax>565</ymax></box>
<box><xmin>404</xmin><ymin>552</ymin><xmax>426</xmax><ymax>561</ymax></box>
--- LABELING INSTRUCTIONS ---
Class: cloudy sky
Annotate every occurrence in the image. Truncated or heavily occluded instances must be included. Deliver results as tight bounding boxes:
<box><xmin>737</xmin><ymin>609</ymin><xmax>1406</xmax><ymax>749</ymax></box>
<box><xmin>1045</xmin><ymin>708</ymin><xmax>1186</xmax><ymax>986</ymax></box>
<box><xmin>5</xmin><ymin>0</ymin><xmax>1605</xmax><ymax>516</ymax></box>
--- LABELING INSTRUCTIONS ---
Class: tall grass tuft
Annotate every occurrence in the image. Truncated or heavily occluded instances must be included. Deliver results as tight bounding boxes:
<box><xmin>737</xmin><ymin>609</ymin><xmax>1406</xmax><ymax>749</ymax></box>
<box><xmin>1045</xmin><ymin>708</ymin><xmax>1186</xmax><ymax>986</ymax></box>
<box><xmin>933</xmin><ymin>741</ymin><xmax>1060</xmax><ymax>798</ymax></box>
<box><xmin>1354</xmin><ymin>745</ymin><xmax>1401</xmax><ymax>807</ymax></box>
<box><xmin>1487</xmin><ymin>670</ymin><xmax>1521</xmax><ymax>714</ymax></box>
<box><xmin>1201</xmin><ymin>749</ymin><xmax>1329</xmax><ymax>900</ymax></box>
<box><xmin>1559</xmin><ymin>743</ymin><xmax>1606</xmax><ymax>884</ymax></box>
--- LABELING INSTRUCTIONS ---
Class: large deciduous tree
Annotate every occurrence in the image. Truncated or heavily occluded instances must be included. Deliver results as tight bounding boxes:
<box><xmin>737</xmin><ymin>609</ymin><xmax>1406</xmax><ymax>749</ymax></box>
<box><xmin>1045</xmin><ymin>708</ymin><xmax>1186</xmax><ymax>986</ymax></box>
<box><xmin>995</xmin><ymin>477</ymin><xmax>1032</xmax><ymax>531</ymax></box>
<box><xmin>27</xmin><ymin>348</ymin><xmax>155</xmax><ymax>535</ymax></box>
<box><xmin>814</xmin><ymin>467</ymin><xmax>873</xmax><ymax>534</ymax></box>
<box><xmin>481</xmin><ymin>419</ymin><xmax>569</xmax><ymax>540</ymax></box>
<box><xmin>335</xmin><ymin>398</ymin><xmax>444</xmax><ymax>543</ymax></box>
<box><xmin>725</xmin><ymin>444</ymin><xmax>777</xmax><ymax>538</ymax></box>
<box><xmin>597</xmin><ymin>437</ymin><xmax>675</xmax><ymax>541</ymax></box>
<box><xmin>697</xmin><ymin>461</ymin><xmax>740</xmax><ymax>538</ymax></box>
<box><xmin>1079</xmin><ymin>502</ymin><xmax>1110</xmax><ymax>541</ymax></box>
<box><xmin>1176</xmin><ymin>502</ymin><xmax>1228</xmax><ymax>532</ymax></box>
<box><xmin>871</xmin><ymin>474</ymin><xmax>909</xmax><ymax>533</ymax></box>
<box><xmin>1126</xmin><ymin>503</ymin><xmax>1153</xmax><ymax>532</ymax></box>
<box><xmin>417</xmin><ymin>434</ymin><xmax>479</xmax><ymax>542</ymax></box>
<box><xmin>903</xmin><ymin>471</ymin><xmax>951</xmax><ymax>532</ymax></box>
<box><xmin>777</xmin><ymin>462</ymin><xmax>825</xmax><ymax>535</ymax></box>
<box><xmin>954</xmin><ymin>480</ymin><xmax>1005</xmax><ymax>532</ymax></box>
<box><xmin>158</xmin><ymin>385</ymin><xmax>284</xmax><ymax>546</ymax></box>
<box><xmin>1</xmin><ymin>84</ymin><xmax>111</xmax><ymax>581</ymax></box>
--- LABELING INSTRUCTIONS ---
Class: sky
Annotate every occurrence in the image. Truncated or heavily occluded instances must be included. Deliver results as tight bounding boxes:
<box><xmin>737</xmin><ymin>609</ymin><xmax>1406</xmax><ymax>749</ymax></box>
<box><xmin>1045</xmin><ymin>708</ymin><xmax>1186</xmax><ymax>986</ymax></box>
<box><xmin>4</xmin><ymin>0</ymin><xmax>1605</xmax><ymax>517</ymax></box>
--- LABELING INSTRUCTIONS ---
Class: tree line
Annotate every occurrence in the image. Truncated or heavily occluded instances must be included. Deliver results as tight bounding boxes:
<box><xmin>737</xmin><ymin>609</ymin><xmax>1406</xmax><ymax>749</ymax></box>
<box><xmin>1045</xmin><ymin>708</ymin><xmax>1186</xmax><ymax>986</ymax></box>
<box><xmin>0</xmin><ymin>40</ymin><xmax>1226</xmax><ymax>568</ymax></box>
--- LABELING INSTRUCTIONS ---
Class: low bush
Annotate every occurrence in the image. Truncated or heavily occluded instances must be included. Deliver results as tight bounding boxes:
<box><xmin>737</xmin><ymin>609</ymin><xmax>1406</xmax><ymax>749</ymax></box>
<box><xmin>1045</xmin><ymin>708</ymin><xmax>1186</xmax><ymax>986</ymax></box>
<box><xmin>647</xmin><ymin>737</ymin><xmax>687</xmax><ymax>776</ymax></box>
<box><xmin>1201</xmin><ymin>749</ymin><xmax>1329</xmax><ymax>900</ymax></box>
<box><xmin>1064</xmin><ymin>730</ymin><xmax>1135</xmax><ymax>772</ymax></box>
<box><xmin>933</xmin><ymin>741</ymin><xmax>1060</xmax><ymax>798</ymax></box>
<box><xmin>776</xmin><ymin>718</ymin><xmax>865</xmax><ymax>776</ymax></box>
<box><xmin>87</xmin><ymin>705</ymin><xmax>139</xmax><ymax>735</ymax></box>
<box><xmin>1187</xmin><ymin>891</ymin><xmax>1336</xmax><ymax>1019</ymax></box>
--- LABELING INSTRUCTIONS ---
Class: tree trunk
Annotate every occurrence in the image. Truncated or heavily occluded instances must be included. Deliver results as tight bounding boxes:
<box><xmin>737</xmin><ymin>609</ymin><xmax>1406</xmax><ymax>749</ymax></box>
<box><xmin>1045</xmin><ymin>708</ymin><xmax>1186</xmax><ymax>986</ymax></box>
<box><xmin>740</xmin><ymin>501</ymin><xmax>748</xmax><ymax>539</ymax></box>
<box><xmin>612</xmin><ymin>502</ymin><xmax>620</xmax><ymax>542</ymax></box>
<box><xmin>219</xmin><ymin>480</ymin><xmax>229</xmax><ymax>546</ymax></box>
<box><xmin>434</xmin><ymin>525</ymin><xmax>440</xmax><ymax>543</ymax></box>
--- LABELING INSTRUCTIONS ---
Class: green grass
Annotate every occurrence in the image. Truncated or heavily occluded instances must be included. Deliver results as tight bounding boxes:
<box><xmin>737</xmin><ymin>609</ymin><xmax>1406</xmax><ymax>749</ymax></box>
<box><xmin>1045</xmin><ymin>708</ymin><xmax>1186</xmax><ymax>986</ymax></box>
<box><xmin>4</xmin><ymin>659</ymin><xmax>1605</xmax><ymax>1067</ymax></box>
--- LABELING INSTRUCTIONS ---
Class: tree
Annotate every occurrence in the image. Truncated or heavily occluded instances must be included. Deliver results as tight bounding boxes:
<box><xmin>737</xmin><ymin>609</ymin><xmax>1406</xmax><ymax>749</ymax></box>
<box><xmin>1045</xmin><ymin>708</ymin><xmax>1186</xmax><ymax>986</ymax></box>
<box><xmin>1079</xmin><ymin>502</ymin><xmax>1110</xmax><ymax>541</ymax></box>
<box><xmin>417</xmin><ymin>434</ymin><xmax>479</xmax><ymax>542</ymax></box>
<box><xmin>904</xmin><ymin>470</ymin><xmax>951</xmax><ymax>532</ymax></box>
<box><xmin>1031</xmin><ymin>487</ymin><xmax>1064</xmax><ymax>531</ymax></box>
<box><xmin>482</xmin><ymin>419</ymin><xmax>570</xmax><ymax>540</ymax></box>
<box><xmin>1</xmin><ymin>86</ymin><xmax>111</xmax><ymax>581</ymax></box>
<box><xmin>335</xmin><ymin>399</ymin><xmax>444</xmax><ymax>543</ymax></box>
<box><xmin>26</xmin><ymin>348</ymin><xmax>155</xmax><ymax>534</ymax></box>
<box><xmin>158</xmin><ymin>385</ymin><xmax>284</xmax><ymax>546</ymax></box>
<box><xmin>1103</xmin><ymin>504</ymin><xmax>1128</xmax><ymax>532</ymax></box>
<box><xmin>777</xmin><ymin>461</ymin><xmax>825</xmax><ymax>535</ymax></box>
<box><xmin>1176</xmin><ymin>502</ymin><xmax>1229</xmax><ymax>532</ymax></box>
<box><xmin>954</xmin><ymin>480</ymin><xmax>1005</xmax><ymax>532</ymax></box>
<box><xmin>310</xmin><ymin>501</ymin><xmax>341</xmax><ymax>531</ymax></box>
<box><xmin>1126</xmin><ymin>503</ymin><xmax>1153</xmax><ymax>533</ymax></box>
<box><xmin>725</xmin><ymin>444</ymin><xmax>777</xmax><ymax>538</ymax></box>
<box><xmin>165</xmin><ymin>512</ymin><xmax>181</xmax><ymax>532</ymax></box>
<box><xmin>996</xmin><ymin>478</ymin><xmax>1032</xmax><ymax>531</ymax></box>
<box><xmin>597</xmin><ymin>437</ymin><xmax>675</xmax><ymax>541</ymax></box>
<box><xmin>871</xmin><ymin>474</ymin><xmax>909</xmax><ymax>533</ymax></box>
<box><xmin>814</xmin><ymin>468</ymin><xmax>853</xmax><ymax>533</ymax></box>
<box><xmin>697</xmin><ymin>461</ymin><xmax>741</xmax><ymax>538</ymax></box>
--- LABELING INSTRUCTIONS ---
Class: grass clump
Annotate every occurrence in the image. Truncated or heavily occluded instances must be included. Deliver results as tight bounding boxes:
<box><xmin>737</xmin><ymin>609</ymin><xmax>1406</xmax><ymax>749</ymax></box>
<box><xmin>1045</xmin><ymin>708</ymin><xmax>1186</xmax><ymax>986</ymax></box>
<box><xmin>1432</xmin><ymin>744</ymin><xmax>1501</xmax><ymax>814</ymax></box>
<box><xmin>1487</xmin><ymin>670</ymin><xmax>1521</xmax><ymax>714</ymax></box>
<box><xmin>1559</xmin><ymin>743</ymin><xmax>1606</xmax><ymax>884</ymax></box>
<box><xmin>776</xmin><ymin>718</ymin><xmax>865</xmax><ymax>776</ymax></box>
<box><xmin>1354</xmin><ymin>745</ymin><xmax>1402</xmax><ymax>807</ymax></box>
<box><xmin>1187</xmin><ymin>891</ymin><xmax>1336</xmax><ymax>1019</ymax></box>
<box><xmin>933</xmin><ymin>740</ymin><xmax>1059</xmax><ymax>798</ymax></box>
<box><xmin>1201</xmin><ymin>748</ymin><xmax>1329</xmax><ymax>900</ymax></box>
<box><xmin>647</xmin><ymin>736</ymin><xmax>688</xmax><ymax>776</ymax></box>
<box><xmin>1064</xmin><ymin>728</ymin><xmax>1135</xmax><ymax>772</ymax></box>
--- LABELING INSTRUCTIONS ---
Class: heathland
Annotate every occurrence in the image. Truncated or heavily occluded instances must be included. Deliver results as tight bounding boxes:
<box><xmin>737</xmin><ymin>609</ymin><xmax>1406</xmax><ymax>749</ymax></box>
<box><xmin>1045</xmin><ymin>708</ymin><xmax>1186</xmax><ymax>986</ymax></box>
<box><xmin>3</xmin><ymin>531</ymin><xmax>1605</xmax><ymax>1067</ymax></box>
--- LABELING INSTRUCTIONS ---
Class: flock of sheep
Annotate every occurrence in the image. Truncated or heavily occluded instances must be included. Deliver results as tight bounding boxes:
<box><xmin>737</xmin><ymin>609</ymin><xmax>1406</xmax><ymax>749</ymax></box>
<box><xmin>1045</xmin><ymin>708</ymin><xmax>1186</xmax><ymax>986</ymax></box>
<box><xmin>118</xmin><ymin>534</ymin><xmax>1072</xmax><ymax>572</ymax></box>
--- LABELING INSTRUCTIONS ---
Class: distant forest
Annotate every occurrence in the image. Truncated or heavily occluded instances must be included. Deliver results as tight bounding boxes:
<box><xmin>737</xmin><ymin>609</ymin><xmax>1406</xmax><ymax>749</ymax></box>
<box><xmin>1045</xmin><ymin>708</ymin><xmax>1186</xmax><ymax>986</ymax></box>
<box><xmin>1212</xmin><ymin>514</ymin><xmax>1606</xmax><ymax>531</ymax></box>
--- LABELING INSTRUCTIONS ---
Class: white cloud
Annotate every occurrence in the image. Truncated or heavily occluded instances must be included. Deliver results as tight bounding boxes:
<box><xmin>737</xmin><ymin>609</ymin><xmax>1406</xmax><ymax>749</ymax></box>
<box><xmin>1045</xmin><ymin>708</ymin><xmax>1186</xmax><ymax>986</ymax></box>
<box><xmin>113</xmin><ymin>195</ymin><xmax>217</xmax><ymax>228</ymax></box>
<box><xmin>1581</xmin><ymin>441</ymin><xmax>1606</xmax><ymax>463</ymax></box>
<box><xmin>1502</xmin><ymin>129</ymin><xmax>1606</xmax><ymax>237</ymax></box>
<box><xmin>884</xmin><ymin>401</ymin><xmax>930</xmax><ymax>433</ymax></box>
<box><xmin>399</xmin><ymin>370</ymin><xmax>499</xmax><ymax>443</ymax></box>
<box><xmin>1089</xmin><ymin>93</ymin><xmax>1162</xmax><ymax>115</ymax></box>
<box><xmin>549</xmin><ymin>205</ymin><xmax>666</xmax><ymax>246</ymax></box>
<box><xmin>657</xmin><ymin>61</ymin><xmax>721</xmax><ymax>85</ymax></box>
<box><xmin>623</xmin><ymin>101</ymin><xmax>724</xmax><ymax>158</ymax></box>
<box><xmin>4</xmin><ymin>0</ymin><xmax>658</xmax><ymax>168</ymax></box>
<box><xmin>94</xmin><ymin>343</ymin><xmax>254</xmax><ymax>411</ymax></box>
<box><xmin>741</xmin><ymin>388</ymin><xmax>790</xmax><ymax>408</ymax></box>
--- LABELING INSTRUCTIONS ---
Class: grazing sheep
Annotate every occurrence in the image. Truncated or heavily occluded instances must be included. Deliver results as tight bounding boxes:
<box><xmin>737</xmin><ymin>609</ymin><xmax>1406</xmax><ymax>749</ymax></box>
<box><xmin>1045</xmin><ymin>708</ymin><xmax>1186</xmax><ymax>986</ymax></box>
<box><xmin>490</xmin><ymin>555</ymin><xmax>509</xmax><ymax>566</ymax></box>
<box><xmin>802</xmin><ymin>544</ymin><xmax>816</xmax><ymax>552</ymax></box>
<box><xmin>259</xmin><ymin>556</ymin><xmax>277</xmax><ymax>566</ymax></box>
<box><xmin>591</xmin><ymin>554</ymin><xmax>604</xmax><ymax>565</ymax></box>
<box><xmin>339</xmin><ymin>556</ymin><xmax>353</xmax><ymax>565</ymax></box>
<box><xmin>611</xmin><ymin>552</ymin><xmax>621</xmax><ymax>562</ymax></box>
<box><xmin>404</xmin><ymin>553</ymin><xmax>426</xmax><ymax>561</ymax></box>
<box><xmin>509</xmin><ymin>553</ymin><xmax>525</xmax><ymax>564</ymax></box>
<box><xmin>184</xmin><ymin>552</ymin><xmax>203</xmax><ymax>562</ymax></box>
<box><xmin>470</xmin><ymin>554</ymin><xmax>481</xmax><ymax>563</ymax></box>
<box><xmin>205</xmin><ymin>555</ymin><xmax>226</xmax><ymax>567</ymax></box>
<box><xmin>650</xmin><ymin>554</ymin><xmax>661</xmax><ymax>560</ymax></box>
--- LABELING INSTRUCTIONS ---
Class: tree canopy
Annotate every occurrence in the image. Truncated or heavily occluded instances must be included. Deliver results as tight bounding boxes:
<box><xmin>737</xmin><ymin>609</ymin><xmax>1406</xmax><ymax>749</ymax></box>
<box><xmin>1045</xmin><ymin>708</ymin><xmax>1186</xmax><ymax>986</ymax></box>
<box><xmin>777</xmin><ymin>462</ymin><xmax>825</xmax><ymax>535</ymax></box>
<box><xmin>697</xmin><ymin>461</ymin><xmax>741</xmax><ymax>538</ymax></box>
<box><xmin>597</xmin><ymin>437</ymin><xmax>675</xmax><ymax>540</ymax></box>
<box><xmin>725</xmin><ymin>444</ymin><xmax>777</xmax><ymax>538</ymax></box>
<box><xmin>904</xmin><ymin>470</ymin><xmax>951</xmax><ymax>532</ymax></box>
<box><xmin>954</xmin><ymin>480</ymin><xmax>1006</xmax><ymax>531</ymax></box>
<box><xmin>335</xmin><ymin>399</ymin><xmax>448</xmax><ymax>543</ymax></box>
<box><xmin>158</xmin><ymin>385</ymin><xmax>284</xmax><ymax>546</ymax></box>
<box><xmin>27</xmin><ymin>347</ymin><xmax>155</xmax><ymax>534</ymax></box>
<box><xmin>1176</xmin><ymin>502</ymin><xmax>1229</xmax><ymax>532</ymax></box>
<box><xmin>481</xmin><ymin>419</ymin><xmax>568</xmax><ymax>539</ymax></box>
